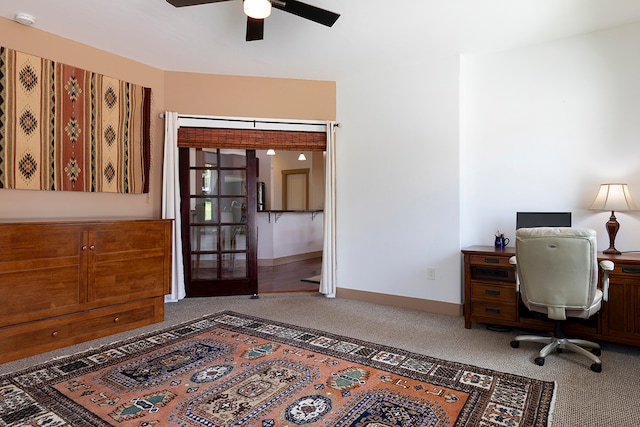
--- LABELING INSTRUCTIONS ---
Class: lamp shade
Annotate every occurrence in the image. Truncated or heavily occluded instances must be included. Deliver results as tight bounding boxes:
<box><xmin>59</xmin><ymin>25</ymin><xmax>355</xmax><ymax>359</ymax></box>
<box><xmin>244</xmin><ymin>0</ymin><xmax>271</xmax><ymax>19</ymax></box>
<box><xmin>266</xmin><ymin>149</ymin><xmax>275</xmax><ymax>155</ymax></box>
<box><xmin>589</xmin><ymin>183</ymin><xmax>637</xmax><ymax>211</ymax></box>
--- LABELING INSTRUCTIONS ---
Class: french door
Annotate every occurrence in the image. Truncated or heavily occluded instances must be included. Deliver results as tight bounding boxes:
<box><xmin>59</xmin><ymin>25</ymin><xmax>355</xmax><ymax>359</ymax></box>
<box><xmin>179</xmin><ymin>148</ymin><xmax>258</xmax><ymax>297</ymax></box>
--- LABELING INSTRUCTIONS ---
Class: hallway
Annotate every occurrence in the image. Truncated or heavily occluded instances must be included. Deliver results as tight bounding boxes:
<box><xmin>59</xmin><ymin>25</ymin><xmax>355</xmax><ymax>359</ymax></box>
<box><xmin>258</xmin><ymin>257</ymin><xmax>322</xmax><ymax>294</ymax></box>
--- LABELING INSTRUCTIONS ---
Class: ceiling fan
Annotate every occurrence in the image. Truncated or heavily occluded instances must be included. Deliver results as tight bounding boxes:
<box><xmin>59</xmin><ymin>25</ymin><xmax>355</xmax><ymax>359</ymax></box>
<box><xmin>166</xmin><ymin>0</ymin><xmax>340</xmax><ymax>41</ymax></box>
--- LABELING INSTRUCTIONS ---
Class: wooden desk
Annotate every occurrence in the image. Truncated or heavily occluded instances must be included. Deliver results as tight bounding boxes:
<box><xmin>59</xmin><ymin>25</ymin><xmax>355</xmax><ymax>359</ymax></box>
<box><xmin>462</xmin><ymin>245</ymin><xmax>640</xmax><ymax>347</ymax></box>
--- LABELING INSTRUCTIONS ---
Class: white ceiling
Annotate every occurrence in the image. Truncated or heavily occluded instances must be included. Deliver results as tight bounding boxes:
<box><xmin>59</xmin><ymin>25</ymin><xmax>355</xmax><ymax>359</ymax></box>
<box><xmin>2</xmin><ymin>0</ymin><xmax>640</xmax><ymax>81</ymax></box>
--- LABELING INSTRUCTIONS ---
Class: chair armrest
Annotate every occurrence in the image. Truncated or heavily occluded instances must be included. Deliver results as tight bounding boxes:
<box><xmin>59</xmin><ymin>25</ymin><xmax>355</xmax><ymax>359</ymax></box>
<box><xmin>599</xmin><ymin>260</ymin><xmax>614</xmax><ymax>301</ymax></box>
<box><xmin>509</xmin><ymin>256</ymin><xmax>519</xmax><ymax>292</ymax></box>
<box><xmin>599</xmin><ymin>260</ymin><xmax>614</xmax><ymax>271</ymax></box>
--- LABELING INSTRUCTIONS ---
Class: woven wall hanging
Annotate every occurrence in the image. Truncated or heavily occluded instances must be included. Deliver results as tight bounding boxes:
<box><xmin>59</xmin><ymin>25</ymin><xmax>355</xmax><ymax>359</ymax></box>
<box><xmin>0</xmin><ymin>46</ymin><xmax>151</xmax><ymax>193</ymax></box>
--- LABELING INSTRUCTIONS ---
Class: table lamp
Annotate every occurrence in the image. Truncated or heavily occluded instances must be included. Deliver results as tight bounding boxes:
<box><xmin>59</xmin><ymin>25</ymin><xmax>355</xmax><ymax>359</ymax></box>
<box><xmin>589</xmin><ymin>183</ymin><xmax>637</xmax><ymax>254</ymax></box>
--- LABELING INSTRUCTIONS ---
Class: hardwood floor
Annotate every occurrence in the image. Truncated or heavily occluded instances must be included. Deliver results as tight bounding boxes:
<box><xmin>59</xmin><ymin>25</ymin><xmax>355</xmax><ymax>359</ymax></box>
<box><xmin>258</xmin><ymin>257</ymin><xmax>322</xmax><ymax>294</ymax></box>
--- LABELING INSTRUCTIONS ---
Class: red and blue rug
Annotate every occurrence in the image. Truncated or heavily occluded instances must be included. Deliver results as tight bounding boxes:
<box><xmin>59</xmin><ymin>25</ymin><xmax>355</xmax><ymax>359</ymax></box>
<box><xmin>0</xmin><ymin>311</ymin><xmax>555</xmax><ymax>426</ymax></box>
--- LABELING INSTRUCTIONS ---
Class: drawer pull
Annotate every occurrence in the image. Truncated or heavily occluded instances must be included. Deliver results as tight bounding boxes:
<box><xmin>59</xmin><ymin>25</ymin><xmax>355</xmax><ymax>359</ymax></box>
<box><xmin>51</xmin><ymin>331</ymin><xmax>59</xmax><ymax>338</ymax></box>
<box><xmin>113</xmin><ymin>317</ymin><xmax>120</xmax><ymax>323</ymax></box>
<box><xmin>89</xmin><ymin>245</ymin><xmax>96</xmax><ymax>250</ymax></box>
<box><xmin>484</xmin><ymin>258</ymin><xmax>500</xmax><ymax>264</ymax></box>
<box><xmin>485</xmin><ymin>307</ymin><xmax>501</xmax><ymax>314</ymax></box>
<box><xmin>622</xmin><ymin>267</ymin><xmax>640</xmax><ymax>274</ymax></box>
<box><xmin>485</xmin><ymin>289</ymin><xmax>501</xmax><ymax>296</ymax></box>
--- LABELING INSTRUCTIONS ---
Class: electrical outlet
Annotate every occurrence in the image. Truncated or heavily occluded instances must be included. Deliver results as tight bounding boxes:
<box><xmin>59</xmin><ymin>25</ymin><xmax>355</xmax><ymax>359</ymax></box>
<box><xmin>427</xmin><ymin>268</ymin><xmax>436</xmax><ymax>280</ymax></box>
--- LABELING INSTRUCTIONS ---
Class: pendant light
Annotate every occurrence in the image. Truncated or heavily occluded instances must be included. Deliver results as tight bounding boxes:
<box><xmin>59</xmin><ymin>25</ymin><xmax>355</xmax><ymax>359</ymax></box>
<box><xmin>244</xmin><ymin>0</ymin><xmax>272</xmax><ymax>19</ymax></box>
<box><xmin>298</xmin><ymin>153</ymin><xmax>306</xmax><ymax>161</ymax></box>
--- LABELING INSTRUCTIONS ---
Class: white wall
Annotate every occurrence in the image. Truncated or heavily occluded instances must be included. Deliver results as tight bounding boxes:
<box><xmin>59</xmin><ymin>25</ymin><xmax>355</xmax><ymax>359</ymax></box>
<box><xmin>257</xmin><ymin>212</ymin><xmax>323</xmax><ymax>260</ymax></box>
<box><xmin>336</xmin><ymin>56</ymin><xmax>462</xmax><ymax>304</ymax></box>
<box><xmin>335</xmin><ymin>21</ymin><xmax>640</xmax><ymax>307</ymax></box>
<box><xmin>461</xmin><ymin>22</ymin><xmax>640</xmax><ymax>253</ymax></box>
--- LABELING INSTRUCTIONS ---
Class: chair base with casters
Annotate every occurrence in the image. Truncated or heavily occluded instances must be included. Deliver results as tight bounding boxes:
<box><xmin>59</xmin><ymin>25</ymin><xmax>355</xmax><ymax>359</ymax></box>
<box><xmin>510</xmin><ymin>320</ymin><xmax>602</xmax><ymax>372</ymax></box>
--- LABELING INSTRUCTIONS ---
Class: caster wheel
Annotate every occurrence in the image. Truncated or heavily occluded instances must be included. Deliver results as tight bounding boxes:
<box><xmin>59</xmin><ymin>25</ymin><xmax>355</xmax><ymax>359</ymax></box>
<box><xmin>534</xmin><ymin>357</ymin><xmax>545</xmax><ymax>366</ymax></box>
<box><xmin>590</xmin><ymin>363</ymin><xmax>602</xmax><ymax>373</ymax></box>
<box><xmin>510</xmin><ymin>341</ymin><xmax>520</xmax><ymax>348</ymax></box>
<box><xmin>591</xmin><ymin>348</ymin><xmax>601</xmax><ymax>356</ymax></box>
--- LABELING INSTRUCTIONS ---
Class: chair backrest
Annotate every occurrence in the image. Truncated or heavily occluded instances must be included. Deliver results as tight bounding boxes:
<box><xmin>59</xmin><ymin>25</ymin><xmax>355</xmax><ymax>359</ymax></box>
<box><xmin>515</xmin><ymin>227</ymin><xmax>599</xmax><ymax>320</ymax></box>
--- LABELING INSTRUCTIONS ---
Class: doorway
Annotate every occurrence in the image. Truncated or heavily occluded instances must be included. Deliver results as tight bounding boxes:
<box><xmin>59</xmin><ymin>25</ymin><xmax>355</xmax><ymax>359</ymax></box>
<box><xmin>282</xmin><ymin>168</ymin><xmax>309</xmax><ymax>210</ymax></box>
<box><xmin>172</xmin><ymin>117</ymin><xmax>335</xmax><ymax>298</ymax></box>
<box><xmin>179</xmin><ymin>148</ymin><xmax>258</xmax><ymax>297</ymax></box>
<box><xmin>256</xmin><ymin>151</ymin><xmax>323</xmax><ymax>293</ymax></box>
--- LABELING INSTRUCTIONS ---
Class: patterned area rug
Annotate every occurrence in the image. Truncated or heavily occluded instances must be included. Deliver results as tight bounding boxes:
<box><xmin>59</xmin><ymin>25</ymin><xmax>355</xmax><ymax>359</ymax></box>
<box><xmin>0</xmin><ymin>311</ymin><xmax>555</xmax><ymax>426</ymax></box>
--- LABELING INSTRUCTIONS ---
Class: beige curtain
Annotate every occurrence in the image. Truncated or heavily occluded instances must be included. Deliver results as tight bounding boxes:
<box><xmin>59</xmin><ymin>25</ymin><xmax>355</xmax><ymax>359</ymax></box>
<box><xmin>162</xmin><ymin>112</ymin><xmax>186</xmax><ymax>301</ymax></box>
<box><xmin>320</xmin><ymin>122</ymin><xmax>337</xmax><ymax>297</ymax></box>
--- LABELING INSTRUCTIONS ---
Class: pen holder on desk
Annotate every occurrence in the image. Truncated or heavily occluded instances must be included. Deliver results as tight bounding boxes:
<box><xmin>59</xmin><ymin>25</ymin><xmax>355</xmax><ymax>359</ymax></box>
<box><xmin>495</xmin><ymin>235</ymin><xmax>509</xmax><ymax>248</ymax></box>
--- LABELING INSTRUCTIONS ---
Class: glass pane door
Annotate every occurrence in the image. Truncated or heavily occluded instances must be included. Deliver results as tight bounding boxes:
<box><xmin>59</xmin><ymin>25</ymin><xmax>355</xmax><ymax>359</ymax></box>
<box><xmin>181</xmin><ymin>148</ymin><xmax>257</xmax><ymax>297</ymax></box>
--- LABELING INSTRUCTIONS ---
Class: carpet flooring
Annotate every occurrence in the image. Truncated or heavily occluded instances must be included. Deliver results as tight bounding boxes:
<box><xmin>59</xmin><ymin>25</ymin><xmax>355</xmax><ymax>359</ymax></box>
<box><xmin>0</xmin><ymin>310</ymin><xmax>554</xmax><ymax>426</ymax></box>
<box><xmin>1</xmin><ymin>295</ymin><xmax>639</xmax><ymax>426</ymax></box>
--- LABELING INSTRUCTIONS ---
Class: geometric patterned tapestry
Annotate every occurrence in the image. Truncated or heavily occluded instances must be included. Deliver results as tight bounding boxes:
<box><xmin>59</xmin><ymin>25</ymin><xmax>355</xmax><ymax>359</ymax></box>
<box><xmin>0</xmin><ymin>46</ymin><xmax>151</xmax><ymax>193</ymax></box>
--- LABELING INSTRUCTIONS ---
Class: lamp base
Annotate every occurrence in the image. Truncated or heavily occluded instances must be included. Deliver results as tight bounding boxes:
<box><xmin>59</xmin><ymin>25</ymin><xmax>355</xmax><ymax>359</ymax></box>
<box><xmin>603</xmin><ymin>247</ymin><xmax>621</xmax><ymax>255</ymax></box>
<box><xmin>604</xmin><ymin>211</ymin><xmax>621</xmax><ymax>255</ymax></box>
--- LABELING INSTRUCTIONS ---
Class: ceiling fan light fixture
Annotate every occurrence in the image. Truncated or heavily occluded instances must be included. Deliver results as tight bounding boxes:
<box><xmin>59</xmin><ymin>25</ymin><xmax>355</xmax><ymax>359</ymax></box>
<box><xmin>244</xmin><ymin>0</ymin><xmax>271</xmax><ymax>19</ymax></box>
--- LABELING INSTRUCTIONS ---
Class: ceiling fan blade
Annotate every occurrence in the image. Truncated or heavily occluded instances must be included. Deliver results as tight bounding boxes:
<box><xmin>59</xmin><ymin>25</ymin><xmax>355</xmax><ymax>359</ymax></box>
<box><xmin>166</xmin><ymin>0</ymin><xmax>231</xmax><ymax>7</ymax></box>
<box><xmin>246</xmin><ymin>17</ymin><xmax>265</xmax><ymax>41</ymax></box>
<box><xmin>272</xmin><ymin>0</ymin><xmax>340</xmax><ymax>27</ymax></box>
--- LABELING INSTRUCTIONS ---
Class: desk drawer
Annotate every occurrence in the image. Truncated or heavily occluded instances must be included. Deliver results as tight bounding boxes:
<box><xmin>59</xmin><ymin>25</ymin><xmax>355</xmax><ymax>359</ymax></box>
<box><xmin>611</xmin><ymin>264</ymin><xmax>640</xmax><ymax>277</ymax></box>
<box><xmin>469</xmin><ymin>254</ymin><xmax>514</xmax><ymax>267</ymax></box>
<box><xmin>471</xmin><ymin>282</ymin><xmax>516</xmax><ymax>303</ymax></box>
<box><xmin>471</xmin><ymin>301</ymin><xmax>516</xmax><ymax>322</ymax></box>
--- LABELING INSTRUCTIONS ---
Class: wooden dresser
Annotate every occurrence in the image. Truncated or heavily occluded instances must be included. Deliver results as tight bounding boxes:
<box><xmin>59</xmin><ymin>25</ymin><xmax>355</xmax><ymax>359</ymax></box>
<box><xmin>462</xmin><ymin>245</ymin><xmax>640</xmax><ymax>347</ymax></box>
<box><xmin>0</xmin><ymin>219</ymin><xmax>172</xmax><ymax>363</ymax></box>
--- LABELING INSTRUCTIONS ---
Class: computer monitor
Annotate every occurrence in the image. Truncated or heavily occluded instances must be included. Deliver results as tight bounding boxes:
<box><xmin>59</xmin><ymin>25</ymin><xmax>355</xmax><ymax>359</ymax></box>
<box><xmin>516</xmin><ymin>212</ymin><xmax>572</xmax><ymax>229</ymax></box>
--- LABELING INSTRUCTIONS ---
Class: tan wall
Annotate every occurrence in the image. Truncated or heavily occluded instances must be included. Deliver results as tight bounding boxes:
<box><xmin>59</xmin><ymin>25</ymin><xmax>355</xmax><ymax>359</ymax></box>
<box><xmin>0</xmin><ymin>17</ymin><xmax>166</xmax><ymax>219</ymax></box>
<box><xmin>164</xmin><ymin>72</ymin><xmax>335</xmax><ymax>120</ymax></box>
<box><xmin>0</xmin><ymin>17</ymin><xmax>336</xmax><ymax>220</ymax></box>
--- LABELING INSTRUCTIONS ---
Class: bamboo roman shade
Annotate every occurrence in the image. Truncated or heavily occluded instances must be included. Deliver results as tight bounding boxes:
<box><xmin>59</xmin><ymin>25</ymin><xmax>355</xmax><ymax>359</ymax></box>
<box><xmin>177</xmin><ymin>127</ymin><xmax>326</xmax><ymax>151</ymax></box>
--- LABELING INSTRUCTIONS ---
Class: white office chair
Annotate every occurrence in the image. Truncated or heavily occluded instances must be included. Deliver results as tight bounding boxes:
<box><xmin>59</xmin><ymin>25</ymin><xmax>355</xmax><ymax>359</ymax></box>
<box><xmin>508</xmin><ymin>227</ymin><xmax>614</xmax><ymax>372</ymax></box>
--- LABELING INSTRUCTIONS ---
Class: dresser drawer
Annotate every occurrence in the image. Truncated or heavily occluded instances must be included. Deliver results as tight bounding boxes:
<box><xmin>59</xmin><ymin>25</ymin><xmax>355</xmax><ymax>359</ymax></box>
<box><xmin>470</xmin><ymin>282</ymin><xmax>517</xmax><ymax>303</ymax></box>
<box><xmin>470</xmin><ymin>300</ymin><xmax>517</xmax><ymax>322</ymax></box>
<box><xmin>0</xmin><ymin>297</ymin><xmax>163</xmax><ymax>364</ymax></box>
